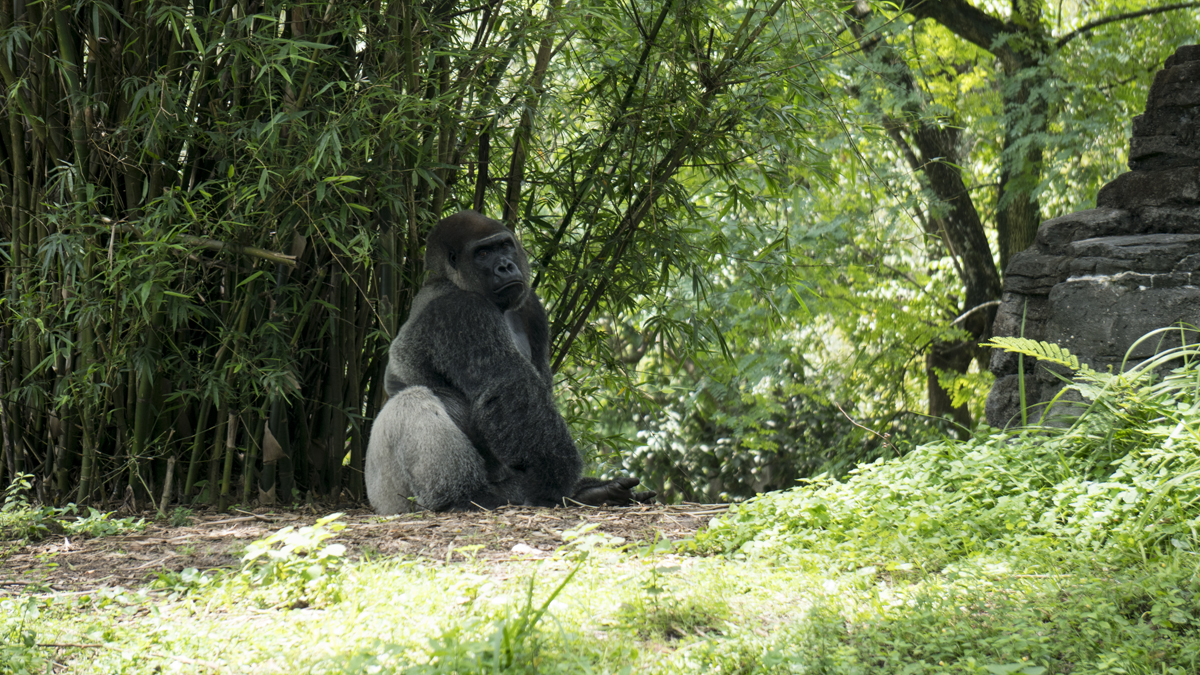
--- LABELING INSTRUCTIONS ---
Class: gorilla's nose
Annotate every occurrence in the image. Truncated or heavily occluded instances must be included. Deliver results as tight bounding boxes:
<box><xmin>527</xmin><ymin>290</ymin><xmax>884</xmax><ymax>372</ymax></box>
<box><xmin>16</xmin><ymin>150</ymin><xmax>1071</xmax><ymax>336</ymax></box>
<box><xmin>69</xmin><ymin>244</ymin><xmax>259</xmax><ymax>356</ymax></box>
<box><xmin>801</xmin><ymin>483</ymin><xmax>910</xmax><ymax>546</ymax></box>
<box><xmin>495</xmin><ymin>261</ymin><xmax>522</xmax><ymax>284</ymax></box>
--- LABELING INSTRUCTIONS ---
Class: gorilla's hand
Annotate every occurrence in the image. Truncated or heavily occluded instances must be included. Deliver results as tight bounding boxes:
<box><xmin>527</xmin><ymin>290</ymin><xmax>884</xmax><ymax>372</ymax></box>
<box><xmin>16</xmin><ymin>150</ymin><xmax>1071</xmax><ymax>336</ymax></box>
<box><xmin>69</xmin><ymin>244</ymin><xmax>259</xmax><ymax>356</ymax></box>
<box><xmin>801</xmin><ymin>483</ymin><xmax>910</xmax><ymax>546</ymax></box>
<box><xmin>571</xmin><ymin>476</ymin><xmax>657</xmax><ymax>507</ymax></box>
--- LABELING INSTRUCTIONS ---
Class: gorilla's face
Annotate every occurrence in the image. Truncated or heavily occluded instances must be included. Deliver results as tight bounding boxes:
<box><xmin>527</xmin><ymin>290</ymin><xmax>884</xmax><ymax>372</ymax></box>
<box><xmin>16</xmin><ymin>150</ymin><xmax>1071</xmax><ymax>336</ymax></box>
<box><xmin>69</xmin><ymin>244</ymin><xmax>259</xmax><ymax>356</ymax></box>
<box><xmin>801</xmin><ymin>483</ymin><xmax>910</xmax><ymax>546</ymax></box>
<box><xmin>426</xmin><ymin>211</ymin><xmax>532</xmax><ymax>312</ymax></box>
<box><xmin>463</xmin><ymin>232</ymin><xmax>527</xmax><ymax>310</ymax></box>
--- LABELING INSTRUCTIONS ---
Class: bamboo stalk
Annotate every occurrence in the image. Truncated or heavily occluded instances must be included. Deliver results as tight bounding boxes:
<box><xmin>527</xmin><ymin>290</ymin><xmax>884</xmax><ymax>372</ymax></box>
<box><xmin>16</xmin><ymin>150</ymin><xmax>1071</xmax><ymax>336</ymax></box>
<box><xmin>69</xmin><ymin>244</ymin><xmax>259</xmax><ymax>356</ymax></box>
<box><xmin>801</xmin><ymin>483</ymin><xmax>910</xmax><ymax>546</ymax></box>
<box><xmin>0</xmin><ymin>56</ymin><xmax>48</xmax><ymax>143</ymax></box>
<box><xmin>218</xmin><ymin>412</ymin><xmax>237</xmax><ymax>510</ymax></box>
<box><xmin>129</xmin><ymin>309</ymin><xmax>163</xmax><ymax>499</ymax></box>
<box><xmin>78</xmin><ymin>415</ymin><xmax>97</xmax><ymax>505</ymax></box>
<box><xmin>183</xmin><ymin>401</ymin><xmax>213</xmax><ymax>501</ymax></box>
<box><xmin>130</xmin><ymin>368</ymin><xmax>155</xmax><ymax>499</ymax></box>
<box><xmin>5</xmin><ymin>65</ymin><xmax>28</xmax><ymax>477</ymax></box>
<box><xmin>180</xmin><ymin>235</ymin><xmax>298</xmax><ymax>267</ymax></box>
<box><xmin>320</xmin><ymin>266</ymin><xmax>344</xmax><ymax>494</ymax></box>
<box><xmin>502</xmin><ymin>0</ymin><xmax>561</xmax><ymax>226</ymax></box>
<box><xmin>56</xmin><ymin>405</ymin><xmax>76</xmax><ymax>501</ymax></box>
<box><xmin>53</xmin><ymin>5</ymin><xmax>90</xmax><ymax>191</ymax></box>
<box><xmin>158</xmin><ymin>456</ymin><xmax>176</xmax><ymax>514</ymax></box>
<box><xmin>104</xmin><ymin>222</ymin><xmax>299</xmax><ymax>267</ymax></box>
<box><xmin>533</xmin><ymin>0</ymin><xmax>677</xmax><ymax>284</ymax></box>
<box><xmin>0</xmin><ymin>321</ymin><xmax>12</xmax><ymax>490</ymax></box>
<box><xmin>348</xmin><ymin>264</ymin><xmax>374</xmax><ymax>500</ymax></box>
<box><xmin>206</xmin><ymin>404</ymin><xmax>229</xmax><ymax>505</ymax></box>
<box><xmin>185</xmin><ymin>289</ymin><xmax>252</xmax><ymax>498</ymax></box>
<box><xmin>242</xmin><ymin>416</ymin><xmax>261</xmax><ymax>503</ymax></box>
<box><xmin>260</xmin><ymin>401</ymin><xmax>283</xmax><ymax>506</ymax></box>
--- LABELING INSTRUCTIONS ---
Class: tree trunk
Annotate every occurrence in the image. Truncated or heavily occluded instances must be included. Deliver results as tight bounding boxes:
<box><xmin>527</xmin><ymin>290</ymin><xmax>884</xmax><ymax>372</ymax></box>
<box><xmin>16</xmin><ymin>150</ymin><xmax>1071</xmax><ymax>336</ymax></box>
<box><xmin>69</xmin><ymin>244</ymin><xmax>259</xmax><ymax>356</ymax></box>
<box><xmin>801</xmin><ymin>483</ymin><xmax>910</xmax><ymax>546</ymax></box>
<box><xmin>900</xmin><ymin>0</ymin><xmax>1048</xmax><ymax>271</ymax></box>
<box><xmin>846</xmin><ymin>4</ymin><xmax>1002</xmax><ymax>427</ymax></box>
<box><xmin>995</xmin><ymin>55</ymin><xmax>1047</xmax><ymax>271</ymax></box>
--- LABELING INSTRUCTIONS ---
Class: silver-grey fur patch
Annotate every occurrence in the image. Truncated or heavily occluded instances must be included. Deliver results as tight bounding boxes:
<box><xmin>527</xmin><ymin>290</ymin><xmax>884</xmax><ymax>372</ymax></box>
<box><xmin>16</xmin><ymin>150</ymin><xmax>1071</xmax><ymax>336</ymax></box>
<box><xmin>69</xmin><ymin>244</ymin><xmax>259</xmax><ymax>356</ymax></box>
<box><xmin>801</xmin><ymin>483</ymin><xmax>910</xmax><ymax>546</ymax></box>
<box><xmin>365</xmin><ymin>386</ymin><xmax>488</xmax><ymax>514</ymax></box>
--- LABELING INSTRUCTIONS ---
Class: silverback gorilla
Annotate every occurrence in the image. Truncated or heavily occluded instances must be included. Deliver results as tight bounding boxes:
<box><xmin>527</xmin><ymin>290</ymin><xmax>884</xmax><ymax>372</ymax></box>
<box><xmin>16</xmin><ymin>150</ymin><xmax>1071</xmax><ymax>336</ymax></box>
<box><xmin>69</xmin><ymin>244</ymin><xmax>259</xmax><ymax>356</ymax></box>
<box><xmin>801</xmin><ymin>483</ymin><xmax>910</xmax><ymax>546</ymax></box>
<box><xmin>366</xmin><ymin>210</ymin><xmax>655</xmax><ymax>513</ymax></box>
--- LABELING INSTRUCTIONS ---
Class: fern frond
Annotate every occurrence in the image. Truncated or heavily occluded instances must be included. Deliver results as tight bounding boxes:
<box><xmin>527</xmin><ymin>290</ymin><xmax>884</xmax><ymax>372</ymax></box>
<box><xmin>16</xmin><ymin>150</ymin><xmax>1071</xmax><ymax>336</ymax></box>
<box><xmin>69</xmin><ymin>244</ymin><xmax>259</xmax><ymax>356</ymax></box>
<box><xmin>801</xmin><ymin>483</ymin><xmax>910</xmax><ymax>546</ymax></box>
<box><xmin>981</xmin><ymin>337</ymin><xmax>1095</xmax><ymax>375</ymax></box>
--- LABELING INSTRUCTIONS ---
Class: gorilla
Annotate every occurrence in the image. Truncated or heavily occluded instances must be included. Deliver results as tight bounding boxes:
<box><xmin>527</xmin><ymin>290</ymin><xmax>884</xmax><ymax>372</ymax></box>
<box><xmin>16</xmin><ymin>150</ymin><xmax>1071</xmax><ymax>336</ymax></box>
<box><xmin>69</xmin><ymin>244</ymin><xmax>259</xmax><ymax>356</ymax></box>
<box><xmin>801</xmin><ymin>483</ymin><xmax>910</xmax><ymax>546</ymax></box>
<box><xmin>366</xmin><ymin>210</ymin><xmax>655</xmax><ymax>513</ymax></box>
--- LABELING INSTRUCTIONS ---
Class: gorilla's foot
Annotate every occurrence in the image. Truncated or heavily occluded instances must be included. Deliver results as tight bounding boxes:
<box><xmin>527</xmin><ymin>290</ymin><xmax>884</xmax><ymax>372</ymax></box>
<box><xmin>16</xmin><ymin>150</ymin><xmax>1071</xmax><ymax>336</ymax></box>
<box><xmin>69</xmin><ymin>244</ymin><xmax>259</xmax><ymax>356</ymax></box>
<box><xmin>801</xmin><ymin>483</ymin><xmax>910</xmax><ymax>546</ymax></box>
<box><xmin>571</xmin><ymin>476</ymin><xmax>657</xmax><ymax>507</ymax></box>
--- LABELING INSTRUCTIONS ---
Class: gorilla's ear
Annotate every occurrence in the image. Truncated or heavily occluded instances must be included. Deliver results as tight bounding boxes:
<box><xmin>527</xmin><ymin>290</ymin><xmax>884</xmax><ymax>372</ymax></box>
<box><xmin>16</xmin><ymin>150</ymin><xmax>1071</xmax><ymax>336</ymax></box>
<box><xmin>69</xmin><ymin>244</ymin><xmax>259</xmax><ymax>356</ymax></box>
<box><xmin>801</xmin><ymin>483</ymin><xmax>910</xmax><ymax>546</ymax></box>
<box><xmin>447</xmin><ymin>250</ymin><xmax>458</xmax><ymax>269</ymax></box>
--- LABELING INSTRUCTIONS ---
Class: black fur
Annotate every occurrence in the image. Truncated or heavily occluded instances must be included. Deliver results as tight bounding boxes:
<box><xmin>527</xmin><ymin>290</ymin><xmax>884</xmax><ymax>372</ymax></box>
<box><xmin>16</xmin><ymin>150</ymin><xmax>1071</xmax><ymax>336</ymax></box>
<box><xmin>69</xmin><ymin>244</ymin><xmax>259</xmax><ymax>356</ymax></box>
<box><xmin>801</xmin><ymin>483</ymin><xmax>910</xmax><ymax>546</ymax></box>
<box><xmin>366</xmin><ymin>210</ymin><xmax>653</xmax><ymax>513</ymax></box>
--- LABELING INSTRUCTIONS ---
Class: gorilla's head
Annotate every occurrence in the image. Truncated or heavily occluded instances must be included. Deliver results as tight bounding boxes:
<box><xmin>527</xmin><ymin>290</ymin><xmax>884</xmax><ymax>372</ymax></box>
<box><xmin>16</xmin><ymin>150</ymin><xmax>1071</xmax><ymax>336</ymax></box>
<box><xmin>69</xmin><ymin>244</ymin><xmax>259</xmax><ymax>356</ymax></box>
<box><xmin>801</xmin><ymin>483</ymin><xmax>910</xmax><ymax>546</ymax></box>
<box><xmin>425</xmin><ymin>210</ymin><xmax>532</xmax><ymax>311</ymax></box>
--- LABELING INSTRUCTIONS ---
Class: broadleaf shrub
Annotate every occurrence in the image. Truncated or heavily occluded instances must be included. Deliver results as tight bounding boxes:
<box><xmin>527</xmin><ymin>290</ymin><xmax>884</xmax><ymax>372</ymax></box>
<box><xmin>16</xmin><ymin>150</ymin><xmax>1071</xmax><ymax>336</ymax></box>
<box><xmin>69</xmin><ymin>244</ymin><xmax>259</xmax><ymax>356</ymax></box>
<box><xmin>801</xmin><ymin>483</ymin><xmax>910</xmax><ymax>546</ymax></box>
<box><xmin>236</xmin><ymin>513</ymin><xmax>348</xmax><ymax>609</ymax></box>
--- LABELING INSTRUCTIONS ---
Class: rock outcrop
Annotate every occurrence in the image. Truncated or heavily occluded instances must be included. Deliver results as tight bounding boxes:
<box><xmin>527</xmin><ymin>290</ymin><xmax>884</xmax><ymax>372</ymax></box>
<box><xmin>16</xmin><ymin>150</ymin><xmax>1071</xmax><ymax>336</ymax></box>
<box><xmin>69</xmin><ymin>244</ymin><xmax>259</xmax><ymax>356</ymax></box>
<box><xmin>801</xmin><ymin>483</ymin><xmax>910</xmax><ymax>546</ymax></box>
<box><xmin>986</xmin><ymin>44</ymin><xmax>1200</xmax><ymax>428</ymax></box>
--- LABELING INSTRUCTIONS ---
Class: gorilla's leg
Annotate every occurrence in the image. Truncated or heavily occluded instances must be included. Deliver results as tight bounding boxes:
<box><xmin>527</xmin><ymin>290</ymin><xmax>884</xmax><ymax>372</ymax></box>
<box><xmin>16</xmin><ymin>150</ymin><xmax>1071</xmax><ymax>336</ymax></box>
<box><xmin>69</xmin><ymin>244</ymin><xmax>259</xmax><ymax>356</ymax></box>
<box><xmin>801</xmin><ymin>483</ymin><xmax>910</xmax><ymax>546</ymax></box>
<box><xmin>366</xmin><ymin>386</ymin><xmax>506</xmax><ymax>513</ymax></box>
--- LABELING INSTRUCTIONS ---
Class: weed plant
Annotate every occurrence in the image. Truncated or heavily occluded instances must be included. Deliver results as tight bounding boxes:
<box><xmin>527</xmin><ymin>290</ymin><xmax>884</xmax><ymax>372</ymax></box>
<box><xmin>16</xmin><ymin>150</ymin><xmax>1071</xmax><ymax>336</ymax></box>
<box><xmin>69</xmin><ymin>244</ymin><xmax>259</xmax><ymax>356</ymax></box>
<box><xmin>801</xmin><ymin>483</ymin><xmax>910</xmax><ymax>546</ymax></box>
<box><xmin>0</xmin><ymin>474</ymin><xmax>144</xmax><ymax>544</ymax></box>
<box><xmin>0</xmin><ymin>597</ymin><xmax>47</xmax><ymax>674</ymax></box>
<box><xmin>233</xmin><ymin>513</ymin><xmax>348</xmax><ymax>609</ymax></box>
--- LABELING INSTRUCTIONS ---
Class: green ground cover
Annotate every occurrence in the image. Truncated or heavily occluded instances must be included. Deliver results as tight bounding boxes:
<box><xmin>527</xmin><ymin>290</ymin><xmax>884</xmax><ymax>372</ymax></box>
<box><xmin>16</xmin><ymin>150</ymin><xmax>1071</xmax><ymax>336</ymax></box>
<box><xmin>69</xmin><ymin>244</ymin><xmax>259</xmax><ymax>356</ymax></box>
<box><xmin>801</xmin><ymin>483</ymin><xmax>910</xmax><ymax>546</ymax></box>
<box><xmin>4</xmin><ymin>340</ymin><xmax>1200</xmax><ymax>674</ymax></box>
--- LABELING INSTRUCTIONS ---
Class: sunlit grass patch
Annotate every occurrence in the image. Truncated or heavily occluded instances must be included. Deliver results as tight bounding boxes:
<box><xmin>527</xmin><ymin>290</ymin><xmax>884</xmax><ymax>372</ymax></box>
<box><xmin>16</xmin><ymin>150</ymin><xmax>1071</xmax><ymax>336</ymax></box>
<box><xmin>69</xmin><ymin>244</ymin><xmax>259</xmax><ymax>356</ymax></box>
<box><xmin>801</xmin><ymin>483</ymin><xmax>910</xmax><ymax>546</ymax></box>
<box><xmin>3</xmin><ymin>532</ymin><xmax>1199</xmax><ymax>674</ymax></box>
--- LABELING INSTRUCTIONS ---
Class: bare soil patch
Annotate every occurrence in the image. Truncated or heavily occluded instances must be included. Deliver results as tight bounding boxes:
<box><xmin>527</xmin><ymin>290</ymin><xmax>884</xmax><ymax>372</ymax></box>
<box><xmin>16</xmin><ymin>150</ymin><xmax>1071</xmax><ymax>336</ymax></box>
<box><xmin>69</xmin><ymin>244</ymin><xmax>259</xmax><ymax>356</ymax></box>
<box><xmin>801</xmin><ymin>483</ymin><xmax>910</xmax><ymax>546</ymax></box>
<box><xmin>0</xmin><ymin>504</ymin><xmax>726</xmax><ymax>594</ymax></box>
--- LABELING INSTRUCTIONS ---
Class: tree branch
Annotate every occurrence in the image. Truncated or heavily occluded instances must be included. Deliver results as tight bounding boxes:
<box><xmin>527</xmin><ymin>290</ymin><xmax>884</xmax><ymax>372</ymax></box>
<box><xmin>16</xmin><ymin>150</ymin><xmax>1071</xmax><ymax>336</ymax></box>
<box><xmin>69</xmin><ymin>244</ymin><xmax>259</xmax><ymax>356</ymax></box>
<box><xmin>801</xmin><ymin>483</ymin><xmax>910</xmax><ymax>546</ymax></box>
<box><xmin>1056</xmin><ymin>2</ymin><xmax>1200</xmax><ymax>48</ymax></box>
<box><xmin>900</xmin><ymin>0</ymin><xmax>1018</xmax><ymax>69</ymax></box>
<box><xmin>881</xmin><ymin>117</ymin><xmax>923</xmax><ymax>176</ymax></box>
<box><xmin>533</xmin><ymin>0</ymin><xmax>676</xmax><ymax>283</ymax></box>
<box><xmin>845</xmin><ymin>4</ymin><xmax>1001</xmax><ymax>313</ymax></box>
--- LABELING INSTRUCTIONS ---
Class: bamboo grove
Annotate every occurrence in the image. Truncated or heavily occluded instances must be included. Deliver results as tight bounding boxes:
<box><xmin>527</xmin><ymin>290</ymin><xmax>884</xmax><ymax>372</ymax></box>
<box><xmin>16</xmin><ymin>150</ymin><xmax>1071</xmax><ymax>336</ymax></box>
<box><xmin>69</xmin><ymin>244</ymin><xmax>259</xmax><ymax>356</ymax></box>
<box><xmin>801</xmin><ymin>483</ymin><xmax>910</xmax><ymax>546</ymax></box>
<box><xmin>0</xmin><ymin>0</ymin><xmax>830</xmax><ymax>507</ymax></box>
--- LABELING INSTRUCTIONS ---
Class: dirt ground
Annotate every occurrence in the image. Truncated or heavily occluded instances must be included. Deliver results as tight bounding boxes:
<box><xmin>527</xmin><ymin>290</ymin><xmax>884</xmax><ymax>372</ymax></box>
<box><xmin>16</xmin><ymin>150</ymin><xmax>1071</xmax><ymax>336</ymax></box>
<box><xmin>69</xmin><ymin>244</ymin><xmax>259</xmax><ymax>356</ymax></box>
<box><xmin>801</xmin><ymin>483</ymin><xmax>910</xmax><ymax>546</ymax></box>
<box><xmin>0</xmin><ymin>504</ymin><xmax>728</xmax><ymax>594</ymax></box>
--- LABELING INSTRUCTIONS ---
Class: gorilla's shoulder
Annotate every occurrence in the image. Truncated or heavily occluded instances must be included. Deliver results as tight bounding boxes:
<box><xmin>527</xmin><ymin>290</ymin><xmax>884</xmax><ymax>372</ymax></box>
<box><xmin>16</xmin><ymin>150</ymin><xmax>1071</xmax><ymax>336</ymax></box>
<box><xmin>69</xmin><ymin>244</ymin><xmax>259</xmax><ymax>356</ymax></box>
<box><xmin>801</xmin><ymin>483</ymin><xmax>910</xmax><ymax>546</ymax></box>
<box><xmin>408</xmin><ymin>279</ymin><xmax>488</xmax><ymax>315</ymax></box>
<box><xmin>406</xmin><ymin>280</ymin><xmax>508</xmax><ymax>341</ymax></box>
<box><xmin>421</xmin><ymin>280</ymin><xmax>502</xmax><ymax>312</ymax></box>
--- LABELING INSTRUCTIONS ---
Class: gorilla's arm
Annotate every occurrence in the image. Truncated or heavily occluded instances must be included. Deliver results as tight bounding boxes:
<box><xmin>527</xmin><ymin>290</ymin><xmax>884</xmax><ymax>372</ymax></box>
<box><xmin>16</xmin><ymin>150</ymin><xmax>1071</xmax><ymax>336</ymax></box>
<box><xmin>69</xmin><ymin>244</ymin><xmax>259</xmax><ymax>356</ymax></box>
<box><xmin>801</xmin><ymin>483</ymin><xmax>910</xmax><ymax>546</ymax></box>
<box><xmin>518</xmin><ymin>295</ymin><xmax>553</xmax><ymax>386</ymax></box>
<box><xmin>403</xmin><ymin>286</ymin><xmax>581</xmax><ymax>506</ymax></box>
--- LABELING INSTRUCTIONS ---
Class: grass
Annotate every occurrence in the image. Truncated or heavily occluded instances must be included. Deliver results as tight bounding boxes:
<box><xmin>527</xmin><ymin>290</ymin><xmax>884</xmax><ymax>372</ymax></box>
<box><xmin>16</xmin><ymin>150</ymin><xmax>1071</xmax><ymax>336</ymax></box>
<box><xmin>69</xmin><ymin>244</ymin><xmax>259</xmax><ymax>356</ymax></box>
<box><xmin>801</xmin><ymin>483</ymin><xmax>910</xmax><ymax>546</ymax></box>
<box><xmin>3</xmin><ymin>542</ymin><xmax>802</xmax><ymax>673</ymax></box>
<box><xmin>5</xmin><ymin>337</ymin><xmax>1200</xmax><ymax>673</ymax></box>
<box><xmin>4</xmin><ymin>540</ymin><xmax>1198</xmax><ymax>674</ymax></box>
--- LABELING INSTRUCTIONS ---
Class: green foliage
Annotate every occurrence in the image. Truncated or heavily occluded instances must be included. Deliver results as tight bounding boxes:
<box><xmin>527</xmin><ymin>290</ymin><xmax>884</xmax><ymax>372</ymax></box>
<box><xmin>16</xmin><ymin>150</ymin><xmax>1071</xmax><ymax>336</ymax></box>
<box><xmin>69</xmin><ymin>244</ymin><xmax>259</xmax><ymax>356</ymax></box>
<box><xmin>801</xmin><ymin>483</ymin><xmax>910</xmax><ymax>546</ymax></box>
<box><xmin>0</xmin><ymin>475</ymin><xmax>141</xmax><ymax>542</ymax></box>
<box><xmin>236</xmin><ymin>513</ymin><xmax>348</xmax><ymax>609</ymax></box>
<box><xmin>0</xmin><ymin>475</ymin><xmax>58</xmax><ymax>542</ymax></box>
<box><xmin>593</xmin><ymin>286</ymin><xmax>961</xmax><ymax>501</ymax></box>
<box><xmin>325</xmin><ymin>562</ymin><xmax>590</xmax><ymax>674</ymax></box>
<box><xmin>561</xmin><ymin>522</ymin><xmax>627</xmax><ymax>553</ymax></box>
<box><xmin>677</xmin><ymin>337</ymin><xmax>1200</xmax><ymax>673</ymax></box>
<box><xmin>0</xmin><ymin>597</ymin><xmax>46</xmax><ymax>675</ymax></box>
<box><xmin>1</xmin><ymin>0</ymin><xmax>844</xmax><ymax>508</ymax></box>
<box><xmin>152</xmin><ymin>567</ymin><xmax>220</xmax><ymax>597</ymax></box>
<box><xmin>167</xmin><ymin>507</ymin><xmax>194</xmax><ymax>528</ymax></box>
<box><xmin>13</xmin><ymin>503</ymin><xmax>1200</xmax><ymax>673</ymax></box>
<box><xmin>4</xmin><ymin>0</ymin><xmax>1190</xmax><ymax>517</ymax></box>
<box><xmin>607</xmin><ymin>0</ymin><xmax>1197</xmax><ymax>500</ymax></box>
<box><xmin>584</xmin><ymin>176</ymin><xmax>972</xmax><ymax>500</ymax></box>
<box><xmin>619</xmin><ymin>538</ymin><xmax>731</xmax><ymax>640</ymax></box>
<box><xmin>65</xmin><ymin>508</ymin><xmax>146</xmax><ymax>539</ymax></box>
<box><xmin>795</xmin><ymin>557</ymin><xmax>1200</xmax><ymax>674</ymax></box>
<box><xmin>700</xmin><ymin>340</ymin><xmax>1200</xmax><ymax>567</ymax></box>
<box><xmin>982</xmin><ymin>337</ymin><xmax>1091</xmax><ymax>375</ymax></box>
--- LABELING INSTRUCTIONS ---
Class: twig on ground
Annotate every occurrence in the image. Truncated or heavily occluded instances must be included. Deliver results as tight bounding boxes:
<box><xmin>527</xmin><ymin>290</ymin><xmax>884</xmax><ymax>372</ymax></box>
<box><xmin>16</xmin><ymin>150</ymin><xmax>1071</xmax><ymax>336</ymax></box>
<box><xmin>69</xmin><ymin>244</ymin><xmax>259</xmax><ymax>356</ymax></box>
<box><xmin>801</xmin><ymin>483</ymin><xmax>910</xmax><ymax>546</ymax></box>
<box><xmin>38</xmin><ymin>643</ymin><xmax>102</xmax><ymax>649</ymax></box>
<box><xmin>152</xmin><ymin>652</ymin><xmax>222</xmax><ymax>669</ymax></box>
